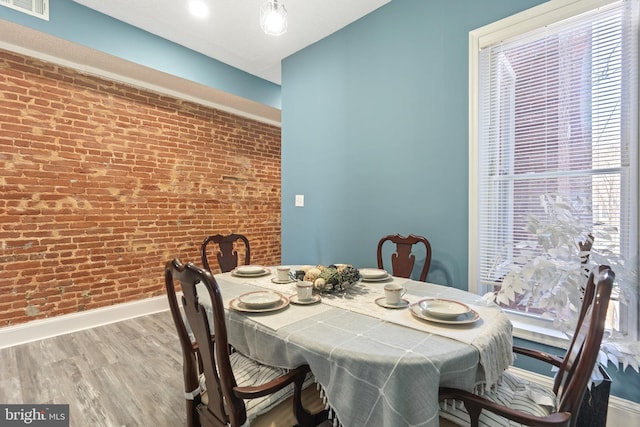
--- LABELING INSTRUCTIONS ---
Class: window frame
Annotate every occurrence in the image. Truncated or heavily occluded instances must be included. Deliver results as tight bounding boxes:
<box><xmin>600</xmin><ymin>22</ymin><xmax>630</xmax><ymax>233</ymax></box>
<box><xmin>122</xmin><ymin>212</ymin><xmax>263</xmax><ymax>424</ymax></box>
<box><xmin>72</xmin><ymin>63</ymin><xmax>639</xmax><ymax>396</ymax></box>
<box><xmin>468</xmin><ymin>0</ymin><xmax>639</xmax><ymax>347</ymax></box>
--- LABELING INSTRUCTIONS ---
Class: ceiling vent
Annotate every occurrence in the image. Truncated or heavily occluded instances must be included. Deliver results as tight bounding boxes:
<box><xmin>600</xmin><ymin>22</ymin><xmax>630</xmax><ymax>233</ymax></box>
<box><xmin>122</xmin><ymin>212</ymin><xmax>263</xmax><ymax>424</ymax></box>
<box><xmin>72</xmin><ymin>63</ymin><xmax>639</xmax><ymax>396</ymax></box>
<box><xmin>0</xmin><ymin>0</ymin><xmax>49</xmax><ymax>20</ymax></box>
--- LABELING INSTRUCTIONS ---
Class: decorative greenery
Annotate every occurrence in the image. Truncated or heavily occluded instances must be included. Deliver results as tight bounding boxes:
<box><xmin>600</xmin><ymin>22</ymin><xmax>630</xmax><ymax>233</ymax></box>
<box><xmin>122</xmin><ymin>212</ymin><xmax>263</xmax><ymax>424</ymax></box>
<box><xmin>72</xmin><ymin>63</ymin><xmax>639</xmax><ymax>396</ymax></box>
<box><xmin>483</xmin><ymin>194</ymin><xmax>639</xmax><ymax>373</ymax></box>
<box><xmin>290</xmin><ymin>264</ymin><xmax>361</xmax><ymax>293</ymax></box>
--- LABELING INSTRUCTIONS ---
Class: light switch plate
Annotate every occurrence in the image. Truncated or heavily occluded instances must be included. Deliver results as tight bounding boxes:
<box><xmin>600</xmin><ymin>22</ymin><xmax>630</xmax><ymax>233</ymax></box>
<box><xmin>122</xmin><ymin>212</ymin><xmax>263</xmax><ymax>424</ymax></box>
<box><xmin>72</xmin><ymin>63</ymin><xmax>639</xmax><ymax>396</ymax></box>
<box><xmin>295</xmin><ymin>195</ymin><xmax>304</xmax><ymax>207</ymax></box>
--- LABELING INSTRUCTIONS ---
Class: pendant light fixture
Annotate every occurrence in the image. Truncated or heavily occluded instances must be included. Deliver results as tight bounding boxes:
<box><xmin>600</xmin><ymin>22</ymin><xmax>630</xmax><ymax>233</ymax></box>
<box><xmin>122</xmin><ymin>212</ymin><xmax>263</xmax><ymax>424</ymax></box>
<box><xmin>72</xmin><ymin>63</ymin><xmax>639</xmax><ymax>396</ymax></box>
<box><xmin>260</xmin><ymin>0</ymin><xmax>288</xmax><ymax>36</ymax></box>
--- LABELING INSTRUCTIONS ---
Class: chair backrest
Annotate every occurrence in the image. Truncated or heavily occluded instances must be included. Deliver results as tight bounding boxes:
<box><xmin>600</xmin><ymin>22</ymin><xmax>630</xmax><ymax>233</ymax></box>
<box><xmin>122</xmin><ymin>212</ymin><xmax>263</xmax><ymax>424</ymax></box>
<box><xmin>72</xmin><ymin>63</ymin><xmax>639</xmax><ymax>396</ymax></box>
<box><xmin>165</xmin><ymin>260</ymin><xmax>202</xmax><ymax>427</ymax></box>
<box><xmin>377</xmin><ymin>234</ymin><xmax>432</xmax><ymax>282</ymax></box>
<box><xmin>165</xmin><ymin>258</ymin><xmax>247</xmax><ymax>427</ymax></box>
<box><xmin>552</xmin><ymin>266</ymin><xmax>597</xmax><ymax>395</ymax></box>
<box><xmin>554</xmin><ymin>265</ymin><xmax>614</xmax><ymax>425</ymax></box>
<box><xmin>201</xmin><ymin>233</ymin><xmax>251</xmax><ymax>273</ymax></box>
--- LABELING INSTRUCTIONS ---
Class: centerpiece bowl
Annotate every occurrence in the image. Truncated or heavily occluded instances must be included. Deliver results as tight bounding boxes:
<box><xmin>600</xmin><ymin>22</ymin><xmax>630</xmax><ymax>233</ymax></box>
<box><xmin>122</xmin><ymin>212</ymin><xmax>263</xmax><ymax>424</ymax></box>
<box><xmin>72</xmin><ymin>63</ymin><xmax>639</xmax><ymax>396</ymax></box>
<box><xmin>290</xmin><ymin>264</ymin><xmax>361</xmax><ymax>293</ymax></box>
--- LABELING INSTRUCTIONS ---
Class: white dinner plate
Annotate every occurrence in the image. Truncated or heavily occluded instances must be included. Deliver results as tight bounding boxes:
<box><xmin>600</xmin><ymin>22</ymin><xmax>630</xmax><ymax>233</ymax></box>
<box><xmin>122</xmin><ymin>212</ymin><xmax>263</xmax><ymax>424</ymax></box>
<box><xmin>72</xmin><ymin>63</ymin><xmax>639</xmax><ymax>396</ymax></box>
<box><xmin>236</xmin><ymin>265</ymin><xmax>266</xmax><ymax>274</ymax></box>
<box><xmin>359</xmin><ymin>268</ymin><xmax>389</xmax><ymax>280</ymax></box>
<box><xmin>238</xmin><ymin>291</ymin><xmax>282</xmax><ymax>309</ymax></box>
<box><xmin>361</xmin><ymin>275</ymin><xmax>392</xmax><ymax>283</ymax></box>
<box><xmin>420</xmin><ymin>299</ymin><xmax>471</xmax><ymax>319</ymax></box>
<box><xmin>231</xmin><ymin>266</ymin><xmax>270</xmax><ymax>277</ymax></box>
<box><xmin>229</xmin><ymin>294</ymin><xmax>289</xmax><ymax>313</ymax></box>
<box><xmin>409</xmin><ymin>301</ymin><xmax>479</xmax><ymax>325</ymax></box>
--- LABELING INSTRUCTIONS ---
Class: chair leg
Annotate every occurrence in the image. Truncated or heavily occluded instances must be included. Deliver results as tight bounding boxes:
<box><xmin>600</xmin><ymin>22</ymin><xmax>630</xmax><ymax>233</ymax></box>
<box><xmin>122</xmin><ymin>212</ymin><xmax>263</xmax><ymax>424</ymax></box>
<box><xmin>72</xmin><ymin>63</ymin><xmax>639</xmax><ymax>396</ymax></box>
<box><xmin>292</xmin><ymin>373</ymin><xmax>329</xmax><ymax>427</ymax></box>
<box><xmin>466</xmin><ymin>404</ymin><xmax>481</xmax><ymax>427</ymax></box>
<box><xmin>186</xmin><ymin>399</ymin><xmax>197</xmax><ymax>427</ymax></box>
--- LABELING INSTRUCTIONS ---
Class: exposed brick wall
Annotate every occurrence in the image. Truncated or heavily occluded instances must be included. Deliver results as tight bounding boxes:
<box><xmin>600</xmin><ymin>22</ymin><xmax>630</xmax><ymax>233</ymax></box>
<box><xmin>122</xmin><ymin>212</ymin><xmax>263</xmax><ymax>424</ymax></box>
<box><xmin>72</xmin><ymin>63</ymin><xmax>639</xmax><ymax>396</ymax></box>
<box><xmin>0</xmin><ymin>49</ymin><xmax>282</xmax><ymax>326</ymax></box>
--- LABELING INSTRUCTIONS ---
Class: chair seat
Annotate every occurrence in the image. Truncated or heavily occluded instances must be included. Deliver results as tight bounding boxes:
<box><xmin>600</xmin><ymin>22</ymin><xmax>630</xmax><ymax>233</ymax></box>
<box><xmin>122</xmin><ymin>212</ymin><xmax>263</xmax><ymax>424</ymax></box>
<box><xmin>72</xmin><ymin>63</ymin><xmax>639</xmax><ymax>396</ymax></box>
<box><xmin>440</xmin><ymin>370</ymin><xmax>557</xmax><ymax>427</ymax></box>
<box><xmin>201</xmin><ymin>352</ymin><xmax>314</xmax><ymax>421</ymax></box>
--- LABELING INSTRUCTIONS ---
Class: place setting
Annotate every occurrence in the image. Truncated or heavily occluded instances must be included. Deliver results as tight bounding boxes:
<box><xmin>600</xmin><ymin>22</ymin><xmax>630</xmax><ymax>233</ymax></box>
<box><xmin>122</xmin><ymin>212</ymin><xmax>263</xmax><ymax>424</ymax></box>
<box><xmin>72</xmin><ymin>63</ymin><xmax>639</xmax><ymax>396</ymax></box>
<box><xmin>359</xmin><ymin>268</ymin><xmax>392</xmax><ymax>282</ymax></box>
<box><xmin>228</xmin><ymin>290</ymin><xmax>289</xmax><ymax>313</ymax></box>
<box><xmin>231</xmin><ymin>265</ymin><xmax>271</xmax><ymax>278</ymax></box>
<box><xmin>270</xmin><ymin>265</ymin><xmax>296</xmax><ymax>284</ymax></box>
<box><xmin>289</xmin><ymin>280</ymin><xmax>321</xmax><ymax>305</ymax></box>
<box><xmin>375</xmin><ymin>283</ymin><xmax>409</xmax><ymax>309</ymax></box>
<box><xmin>409</xmin><ymin>298</ymin><xmax>480</xmax><ymax>325</ymax></box>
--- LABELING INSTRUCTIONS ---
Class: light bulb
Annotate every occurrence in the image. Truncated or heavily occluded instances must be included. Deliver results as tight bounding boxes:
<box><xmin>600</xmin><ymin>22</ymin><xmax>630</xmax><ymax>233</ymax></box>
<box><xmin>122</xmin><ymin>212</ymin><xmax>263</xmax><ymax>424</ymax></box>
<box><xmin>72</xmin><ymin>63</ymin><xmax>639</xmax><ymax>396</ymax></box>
<box><xmin>260</xmin><ymin>0</ymin><xmax>287</xmax><ymax>36</ymax></box>
<box><xmin>188</xmin><ymin>0</ymin><xmax>208</xmax><ymax>18</ymax></box>
<box><xmin>264</xmin><ymin>11</ymin><xmax>285</xmax><ymax>34</ymax></box>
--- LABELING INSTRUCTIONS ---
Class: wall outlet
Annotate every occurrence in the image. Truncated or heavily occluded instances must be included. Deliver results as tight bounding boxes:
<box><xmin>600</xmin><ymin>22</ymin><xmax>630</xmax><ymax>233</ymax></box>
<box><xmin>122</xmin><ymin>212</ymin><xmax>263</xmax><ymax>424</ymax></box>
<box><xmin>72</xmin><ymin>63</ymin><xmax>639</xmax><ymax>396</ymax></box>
<box><xmin>295</xmin><ymin>195</ymin><xmax>304</xmax><ymax>207</ymax></box>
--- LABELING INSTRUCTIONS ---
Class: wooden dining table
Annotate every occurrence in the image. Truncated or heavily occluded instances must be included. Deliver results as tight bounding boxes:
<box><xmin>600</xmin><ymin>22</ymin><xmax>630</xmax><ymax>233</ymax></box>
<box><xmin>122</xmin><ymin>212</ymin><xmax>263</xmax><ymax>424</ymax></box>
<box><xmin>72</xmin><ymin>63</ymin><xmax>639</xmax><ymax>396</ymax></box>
<box><xmin>207</xmin><ymin>266</ymin><xmax>513</xmax><ymax>427</ymax></box>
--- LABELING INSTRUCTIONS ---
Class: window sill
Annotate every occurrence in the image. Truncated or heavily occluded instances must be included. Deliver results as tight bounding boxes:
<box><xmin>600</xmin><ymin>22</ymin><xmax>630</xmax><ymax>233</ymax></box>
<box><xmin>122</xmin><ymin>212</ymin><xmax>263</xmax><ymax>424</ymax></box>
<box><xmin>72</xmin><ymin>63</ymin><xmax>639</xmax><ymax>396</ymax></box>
<box><xmin>506</xmin><ymin>311</ymin><xmax>570</xmax><ymax>349</ymax></box>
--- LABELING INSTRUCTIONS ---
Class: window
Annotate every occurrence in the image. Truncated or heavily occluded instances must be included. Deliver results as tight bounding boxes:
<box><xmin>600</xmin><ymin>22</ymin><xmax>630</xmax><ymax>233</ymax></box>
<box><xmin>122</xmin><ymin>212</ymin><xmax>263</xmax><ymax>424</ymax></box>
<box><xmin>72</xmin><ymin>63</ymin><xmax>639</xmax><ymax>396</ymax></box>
<box><xmin>0</xmin><ymin>0</ymin><xmax>49</xmax><ymax>20</ymax></box>
<box><xmin>469</xmin><ymin>0</ymin><xmax>638</xmax><ymax>342</ymax></box>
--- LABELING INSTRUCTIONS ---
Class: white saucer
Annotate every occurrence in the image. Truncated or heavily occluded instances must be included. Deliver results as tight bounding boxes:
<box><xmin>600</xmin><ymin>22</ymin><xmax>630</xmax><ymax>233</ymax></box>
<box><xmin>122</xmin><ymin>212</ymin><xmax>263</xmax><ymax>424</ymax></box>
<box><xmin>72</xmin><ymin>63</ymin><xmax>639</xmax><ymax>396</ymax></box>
<box><xmin>375</xmin><ymin>297</ymin><xmax>409</xmax><ymax>309</ymax></box>
<box><xmin>289</xmin><ymin>294</ymin><xmax>321</xmax><ymax>305</ymax></box>
<box><xmin>271</xmin><ymin>277</ymin><xmax>295</xmax><ymax>284</ymax></box>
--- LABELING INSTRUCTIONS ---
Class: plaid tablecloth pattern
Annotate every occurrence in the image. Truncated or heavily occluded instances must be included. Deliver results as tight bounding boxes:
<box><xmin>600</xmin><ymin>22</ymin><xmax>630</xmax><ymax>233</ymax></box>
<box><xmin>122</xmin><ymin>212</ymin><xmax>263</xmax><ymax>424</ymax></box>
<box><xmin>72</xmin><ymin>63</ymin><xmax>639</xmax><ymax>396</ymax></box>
<box><xmin>213</xmin><ymin>269</ymin><xmax>513</xmax><ymax>427</ymax></box>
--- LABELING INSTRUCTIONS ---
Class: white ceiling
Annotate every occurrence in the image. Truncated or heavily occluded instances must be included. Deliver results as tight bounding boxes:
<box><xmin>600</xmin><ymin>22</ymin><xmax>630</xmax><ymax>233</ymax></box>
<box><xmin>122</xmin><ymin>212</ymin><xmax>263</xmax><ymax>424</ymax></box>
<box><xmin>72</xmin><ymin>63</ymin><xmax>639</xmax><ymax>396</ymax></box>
<box><xmin>72</xmin><ymin>0</ymin><xmax>391</xmax><ymax>84</ymax></box>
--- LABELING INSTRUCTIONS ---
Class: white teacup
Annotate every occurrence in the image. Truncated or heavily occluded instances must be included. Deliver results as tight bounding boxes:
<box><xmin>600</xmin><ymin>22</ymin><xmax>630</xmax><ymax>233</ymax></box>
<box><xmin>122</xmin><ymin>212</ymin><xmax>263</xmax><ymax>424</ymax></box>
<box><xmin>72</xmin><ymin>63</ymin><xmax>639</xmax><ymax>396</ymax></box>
<box><xmin>276</xmin><ymin>266</ymin><xmax>291</xmax><ymax>281</ymax></box>
<box><xmin>384</xmin><ymin>283</ymin><xmax>407</xmax><ymax>305</ymax></box>
<box><xmin>296</xmin><ymin>281</ymin><xmax>314</xmax><ymax>301</ymax></box>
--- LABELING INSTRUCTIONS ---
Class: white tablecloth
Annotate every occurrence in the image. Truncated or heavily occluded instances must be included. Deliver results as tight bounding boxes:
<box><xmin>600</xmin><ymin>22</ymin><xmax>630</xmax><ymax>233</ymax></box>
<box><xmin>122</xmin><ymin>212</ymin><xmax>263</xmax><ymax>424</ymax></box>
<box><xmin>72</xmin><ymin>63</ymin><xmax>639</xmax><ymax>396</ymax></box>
<box><xmin>214</xmin><ymin>268</ymin><xmax>513</xmax><ymax>427</ymax></box>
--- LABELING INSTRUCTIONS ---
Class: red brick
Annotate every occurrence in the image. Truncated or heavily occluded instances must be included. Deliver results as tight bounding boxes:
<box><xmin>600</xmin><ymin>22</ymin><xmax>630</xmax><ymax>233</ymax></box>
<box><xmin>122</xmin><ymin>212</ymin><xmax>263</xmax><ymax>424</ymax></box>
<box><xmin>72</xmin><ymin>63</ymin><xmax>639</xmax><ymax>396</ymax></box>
<box><xmin>0</xmin><ymin>48</ymin><xmax>282</xmax><ymax>326</ymax></box>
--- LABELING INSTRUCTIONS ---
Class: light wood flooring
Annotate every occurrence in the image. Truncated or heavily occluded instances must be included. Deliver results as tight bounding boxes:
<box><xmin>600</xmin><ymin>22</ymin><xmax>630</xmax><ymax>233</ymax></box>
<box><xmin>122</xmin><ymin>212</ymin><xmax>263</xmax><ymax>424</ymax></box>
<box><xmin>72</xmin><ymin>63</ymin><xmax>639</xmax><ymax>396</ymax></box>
<box><xmin>0</xmin><ymin>310</ymin><xmax>458</xmax><ymax>427</ymax></box>
<box><xmin>0</xmin><ymin>310</ymin><xmax>185</xmax><ymax>426</ymax></box>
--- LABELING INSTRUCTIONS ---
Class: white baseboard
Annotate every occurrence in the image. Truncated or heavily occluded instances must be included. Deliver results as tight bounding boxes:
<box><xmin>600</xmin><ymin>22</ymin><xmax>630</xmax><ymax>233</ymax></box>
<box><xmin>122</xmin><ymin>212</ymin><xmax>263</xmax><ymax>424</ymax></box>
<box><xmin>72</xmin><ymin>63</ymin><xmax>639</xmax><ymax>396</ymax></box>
<box><xmin>0</xmin><ymin>296</ymin><xmax>170</xmax><ymax>349</ymax></box>
<box><xmin>509</xmin><ymin>366</ymin><xmax>640</xmax><ymax>427</ymax></box>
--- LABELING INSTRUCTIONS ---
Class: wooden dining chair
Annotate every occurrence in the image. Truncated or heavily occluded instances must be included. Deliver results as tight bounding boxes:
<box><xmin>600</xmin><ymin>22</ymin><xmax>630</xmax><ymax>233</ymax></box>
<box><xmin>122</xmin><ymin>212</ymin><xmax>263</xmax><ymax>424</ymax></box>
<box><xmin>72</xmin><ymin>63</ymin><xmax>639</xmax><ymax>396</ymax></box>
<box><xmin>377</xmin><ymin>233</ymin><xmax>432</xmax><ymax>282</ymax></box>
<box><xmin>165</xmin><ymin>258</ymin><xmax>328</xmax><ymax>427</ymax></box>
<box><xmin>201</xmin><ymin>233</ymin><xmax>251</xmax><ymax>273</ymax></box>
<box><xmin>438</xmin><ymin>265</ymin><xmax>615</xmax><ymax>427</ymax></box>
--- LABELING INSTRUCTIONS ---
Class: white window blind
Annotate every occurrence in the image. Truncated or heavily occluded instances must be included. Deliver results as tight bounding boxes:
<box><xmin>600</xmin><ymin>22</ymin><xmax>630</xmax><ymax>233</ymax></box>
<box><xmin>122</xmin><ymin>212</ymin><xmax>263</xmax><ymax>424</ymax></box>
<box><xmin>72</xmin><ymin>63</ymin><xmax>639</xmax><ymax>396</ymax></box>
<box><xmin>0</xmin><ymin>0</ymin><xmax>48</xmax><ymax>20</ymax></box>
<box><xmin>471</xmin><ymin>0</ymin><xmax>638</xmax><ymax>336</ymax></box>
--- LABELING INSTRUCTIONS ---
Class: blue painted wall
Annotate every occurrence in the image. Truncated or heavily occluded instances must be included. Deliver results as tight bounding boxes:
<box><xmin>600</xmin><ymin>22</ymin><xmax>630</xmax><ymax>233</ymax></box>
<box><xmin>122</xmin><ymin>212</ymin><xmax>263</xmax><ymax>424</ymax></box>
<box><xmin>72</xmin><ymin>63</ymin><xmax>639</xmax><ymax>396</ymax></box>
<box><xmin>281</xmin><ymin>0</ymin><xmax>548</xmax><ymax>287</ymax></box>
<box><xmin>280</xmin><ymin>0</ymin><xmax>640</xmax><ymax>404</ymax></box>
<box><xmin>0</xmin><ymin>0</ymin><xmax>280</xmax><ymax>108</ymax></box>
